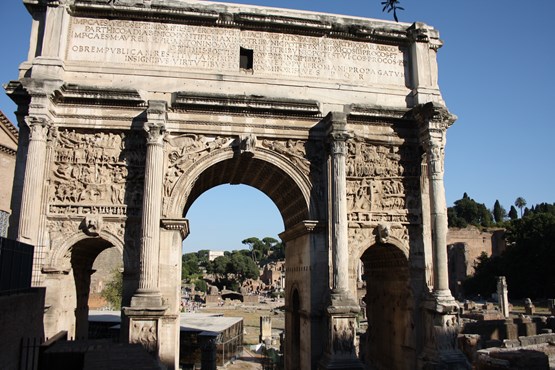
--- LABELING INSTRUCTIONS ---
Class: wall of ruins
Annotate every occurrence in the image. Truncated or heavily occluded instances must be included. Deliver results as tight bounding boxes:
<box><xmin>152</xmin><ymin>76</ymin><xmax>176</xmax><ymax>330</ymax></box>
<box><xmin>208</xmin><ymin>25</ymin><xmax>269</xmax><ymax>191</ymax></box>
<box><xmin>447</xmin><ymin>226</ymin><xmax>506</xmax><ymax>297</ymax></box>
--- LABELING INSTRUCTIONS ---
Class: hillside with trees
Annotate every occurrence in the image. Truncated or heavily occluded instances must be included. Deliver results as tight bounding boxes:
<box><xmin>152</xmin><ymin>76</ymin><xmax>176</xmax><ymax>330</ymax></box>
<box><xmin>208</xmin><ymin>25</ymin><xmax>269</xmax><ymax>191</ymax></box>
<box><xmin>182</xmin><ymin>236</ymin><xmax>284</xmax><ymax>292</ymax></box>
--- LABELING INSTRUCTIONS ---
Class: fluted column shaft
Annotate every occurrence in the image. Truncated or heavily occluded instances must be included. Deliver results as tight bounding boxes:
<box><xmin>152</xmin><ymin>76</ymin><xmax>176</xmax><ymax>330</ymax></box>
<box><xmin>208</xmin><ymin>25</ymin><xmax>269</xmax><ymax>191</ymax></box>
<box><xmin>425</xmin><ymin>139</ymin><xmax>450</xmax><ymax>293</ymax></box>
<box><xmin>18</xmin><ymin>117</ymin><xmax>50</xmax><ymax>244</ymax></box>
<box><xmin>417</xmin><ymin>103</ymin><xmax>456</xmax><ymax>297</ymax></box>
<box><xmin>330</xmin><ymin>119</ymin><xmax>350</xmax><ymax>294</ymax></box>
<box><xmin>137</xmin><ymin>123</ymin><xmax>165</xmax><ymax>295</ymax></box>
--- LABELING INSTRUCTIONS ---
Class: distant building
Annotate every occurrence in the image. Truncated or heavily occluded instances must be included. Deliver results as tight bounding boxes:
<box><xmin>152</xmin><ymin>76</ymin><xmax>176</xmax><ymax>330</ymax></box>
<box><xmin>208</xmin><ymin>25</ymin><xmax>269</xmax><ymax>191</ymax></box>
<box><xmin>261</xmin><ymin>260</ymin><xmax>285</xmax><ymax>289</ymax></box>
<box><xmin>208</xmin><ymin>250</ymin><xmax>225</xmax><ymax>261</ymax></box>
<box><xmin>0</xmin><ymin>111</ymin><xmax>18</xmax><ymax>237</ymax></box>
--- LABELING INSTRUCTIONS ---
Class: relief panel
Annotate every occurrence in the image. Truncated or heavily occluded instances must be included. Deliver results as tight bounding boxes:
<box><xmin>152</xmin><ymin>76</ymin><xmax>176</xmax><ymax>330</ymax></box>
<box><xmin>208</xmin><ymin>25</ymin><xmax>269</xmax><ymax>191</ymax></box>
<box><xmin>47</xmin><ymin>129</ymin><xmax>145</xmax><ymax>217</ymax></box>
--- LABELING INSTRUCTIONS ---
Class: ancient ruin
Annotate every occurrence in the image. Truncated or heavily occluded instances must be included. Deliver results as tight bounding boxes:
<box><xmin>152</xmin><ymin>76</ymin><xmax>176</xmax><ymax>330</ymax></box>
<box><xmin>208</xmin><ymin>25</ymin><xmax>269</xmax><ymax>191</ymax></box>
<box><xmin>6</xmin><ymin>0</ymin><xmax>468</xmax><ymax>368</ymax></box>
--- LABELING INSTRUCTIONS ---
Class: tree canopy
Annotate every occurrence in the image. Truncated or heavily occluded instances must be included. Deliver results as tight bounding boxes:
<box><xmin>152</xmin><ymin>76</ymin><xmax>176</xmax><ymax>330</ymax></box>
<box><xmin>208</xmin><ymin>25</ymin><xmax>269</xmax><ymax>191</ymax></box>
<box><xmin>447</xmin><ymin>193</ymin><xmax>493</xmax><ymax>228</ymax></box>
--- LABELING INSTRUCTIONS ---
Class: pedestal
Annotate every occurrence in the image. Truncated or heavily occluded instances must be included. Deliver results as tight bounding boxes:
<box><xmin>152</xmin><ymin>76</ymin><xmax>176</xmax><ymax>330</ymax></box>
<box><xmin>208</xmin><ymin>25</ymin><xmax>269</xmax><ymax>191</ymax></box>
<box><xmin>124</xmin><ymin>306</ymin><xmax>167</xmax><ymax>357</ymax></box>
<box><xmin>319</xmin><ymin>291</ymin><xmax>365</xmax><ymax>370</ymax></box>
<box><xmin>418</xmin><ymin>292</ymin><xmax>470</xmax><ymax>370</ymax></box>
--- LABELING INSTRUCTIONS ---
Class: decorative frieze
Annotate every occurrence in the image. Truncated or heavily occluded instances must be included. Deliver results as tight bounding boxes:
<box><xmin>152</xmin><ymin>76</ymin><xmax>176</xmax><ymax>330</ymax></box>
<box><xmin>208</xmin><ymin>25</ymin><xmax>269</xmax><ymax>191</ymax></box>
<box><xmin>48</xmin><ymin>129</ymin><xmax>145</xmax><ymax>218</ymax></box>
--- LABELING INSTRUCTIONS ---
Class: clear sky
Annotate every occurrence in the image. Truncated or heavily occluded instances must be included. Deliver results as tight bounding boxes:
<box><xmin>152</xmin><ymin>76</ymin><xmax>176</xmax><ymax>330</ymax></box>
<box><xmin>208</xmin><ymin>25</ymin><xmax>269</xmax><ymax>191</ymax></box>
<box><xmin>1</xmin><ymin>1</ymin><xmax>553</xmax><ymax>252</ymax></box>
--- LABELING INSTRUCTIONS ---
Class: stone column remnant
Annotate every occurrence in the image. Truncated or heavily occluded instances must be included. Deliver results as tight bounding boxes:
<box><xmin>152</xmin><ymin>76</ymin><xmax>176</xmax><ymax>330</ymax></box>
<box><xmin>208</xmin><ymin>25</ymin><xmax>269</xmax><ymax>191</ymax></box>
<box><xmin>132</xmin><ymin>101</ymin><xmax>167</xmax><ymax>308</ymax></box>
<box><xmin>497</xmin><ymin>276</ymin><xmax>510</xmax><ymax>318</ymax></box>
<box><xmin>18</xmin><ymin>116</ymin><xmax>51</xmax><ymax>244</ymax></box>
<box><xmin>260</xmin><ymin>316</ymin><xmax>272</xmax><ymax>344</ymax></box>
<box><xmin>319</xmin><ymin>112</ymin><xmax>364</xmax><ymax>370</ymax></box>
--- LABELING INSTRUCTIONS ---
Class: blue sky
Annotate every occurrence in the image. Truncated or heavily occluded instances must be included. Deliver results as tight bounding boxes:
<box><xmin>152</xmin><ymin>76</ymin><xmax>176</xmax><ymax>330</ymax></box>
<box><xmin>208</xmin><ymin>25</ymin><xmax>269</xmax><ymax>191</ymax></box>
<box><xmin>1</xmin><ymin>1</ymin><xmax>553</xmax><ymax>252</ymax></box>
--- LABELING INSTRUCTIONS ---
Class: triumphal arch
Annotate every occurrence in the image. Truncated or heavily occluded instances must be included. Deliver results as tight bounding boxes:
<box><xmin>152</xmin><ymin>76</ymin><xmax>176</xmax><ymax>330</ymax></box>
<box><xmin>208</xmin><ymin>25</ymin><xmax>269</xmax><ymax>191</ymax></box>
<box><xmin>7</xmin><ymin>0</ymin><xmax>469</xmax><ymax>369</ymax></box>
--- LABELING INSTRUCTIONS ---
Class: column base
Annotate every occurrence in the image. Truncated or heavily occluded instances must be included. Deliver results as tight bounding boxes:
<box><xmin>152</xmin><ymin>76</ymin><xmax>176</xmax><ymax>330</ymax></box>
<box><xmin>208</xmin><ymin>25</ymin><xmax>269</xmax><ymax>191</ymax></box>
<box><xmin>130</xmin><ymin>289</ymin><xmax>165</xmax><ymax>309</ymax></box>
<box><xmin>327</xmin><ymin>289</ymin><xmax>360</xmax><ymax>315</ymax></box>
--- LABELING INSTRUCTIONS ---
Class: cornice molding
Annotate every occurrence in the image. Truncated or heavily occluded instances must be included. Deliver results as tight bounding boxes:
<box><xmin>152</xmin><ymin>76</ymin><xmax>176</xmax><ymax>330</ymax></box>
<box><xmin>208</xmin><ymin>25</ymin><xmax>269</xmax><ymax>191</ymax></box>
<box><xmin>173</xmin><ymin>92</ymin><xmax>320</xmax><ymax>117</ymax></box>
<box><xmin>53</xmin><ymin>84</ymin><xmax>146</xmax><ymax>107</ymax></box>
<box><xmin>67</xmin><ymin>0</ymin><xmax>435</xmax><ymax>45</ymax></box>
<box><xmin>279</xmin><ymin>220</ymin><xmax>322</xmax><ymax>243</ymax></box>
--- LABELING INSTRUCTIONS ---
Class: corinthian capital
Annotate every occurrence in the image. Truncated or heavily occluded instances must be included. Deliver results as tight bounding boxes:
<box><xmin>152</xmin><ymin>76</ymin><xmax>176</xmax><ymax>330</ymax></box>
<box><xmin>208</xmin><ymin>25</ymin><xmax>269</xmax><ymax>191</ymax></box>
<box><xmin>25</xmin><ymin>116</ymin><xmax>51</xmax><ymax>141</ymax></box>
<box><xmin>325</xmin><ymin>111</ymin><xmax>350</xmax><ymax>155</ymax></box>
<box><xmin>144</xmin><ymin>122</ymin><xmax>166</xmax><ymax>145</ymax></box>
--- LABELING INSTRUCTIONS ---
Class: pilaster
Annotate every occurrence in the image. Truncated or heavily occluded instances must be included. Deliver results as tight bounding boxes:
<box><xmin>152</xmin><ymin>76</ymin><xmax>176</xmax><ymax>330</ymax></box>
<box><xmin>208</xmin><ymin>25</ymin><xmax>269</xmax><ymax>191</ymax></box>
<box><xmin>408</xmin><ymin>22</ymin><xmax>445</xmax><ymax>105</ymax></box>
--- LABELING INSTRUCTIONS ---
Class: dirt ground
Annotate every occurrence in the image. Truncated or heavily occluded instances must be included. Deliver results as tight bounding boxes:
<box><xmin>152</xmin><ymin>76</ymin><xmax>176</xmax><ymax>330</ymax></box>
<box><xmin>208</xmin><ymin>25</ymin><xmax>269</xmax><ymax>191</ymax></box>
<box><xmin>199</xmin><ymin>299</ymin><xmax>285</xmax><ymax>345</ymax></box>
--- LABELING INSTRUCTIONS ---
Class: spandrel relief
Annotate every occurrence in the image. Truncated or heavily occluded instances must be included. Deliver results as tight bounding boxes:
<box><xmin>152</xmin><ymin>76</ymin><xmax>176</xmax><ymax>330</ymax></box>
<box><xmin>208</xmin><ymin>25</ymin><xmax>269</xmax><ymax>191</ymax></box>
<box><xmin>261</xmin><ymin>138</ymin><xmax>325</xmax><ymax>199</ymax></box>
<box><xmin>345</xmin><ymin>140</ymin><xmax>420</xmax><ymax>224</ymax></box>
<box><xmin>48</xmin><ymin>129</ymin><xmax>145</xmax><ymax>217</ymax></box>
<box><xmin>163</xmin><ymin>134</ymin><xmax>232</xmax><ymax>198</ymax></box>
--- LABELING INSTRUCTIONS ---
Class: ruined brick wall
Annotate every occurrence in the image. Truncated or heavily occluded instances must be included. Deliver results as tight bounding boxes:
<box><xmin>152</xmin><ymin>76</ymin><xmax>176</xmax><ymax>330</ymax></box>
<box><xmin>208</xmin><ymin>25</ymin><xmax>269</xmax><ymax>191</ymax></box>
<box><xmin>447</xmin><ymin>226</ymin><xmax>506</xmax><ymax>297</ymax></box>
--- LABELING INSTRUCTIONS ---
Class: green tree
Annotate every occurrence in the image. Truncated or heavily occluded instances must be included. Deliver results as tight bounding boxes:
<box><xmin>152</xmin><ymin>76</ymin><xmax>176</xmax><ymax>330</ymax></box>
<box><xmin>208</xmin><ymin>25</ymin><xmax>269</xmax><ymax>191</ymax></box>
<box><xmin>508</xmin><ymin>205</ymin><xmax>518</xmax><ymax>220</ymax></box>
<box><xmin>381</xmin><ymin>0</ymin><xmax>404</xmax><ymax>22</ymax></box>
<box><xmin>194</xmin><ymin>279</ymin><xmax>208</xmax><ymax>293</ymax></box>
<box><xmin>448</xmin><ymin>193</ymin><xmax>493</xmax><ymax>228</ymax></box>
<box><xmin>182</xmin><ymin>252</ymin><xmax>200</xmax><ymax>280</ymax></box>
<box><xmin>515</xmin><ymin>197</ymin><xmax>527</xmax><ymax>217</ymax></box>
<box><xmin>228</xmin><ymin>253</ymin><xmax>259</xmax><ymax>281</ymax></box>
<box><xmin>212</xmin><ymin>255</ymin><xmax>231</xmax><ymax>279</ymax></box>
<box><xmin>101</xmin><ymin>267</ymin><xmax>123</xmax><ymax>310</ymax></box>
<box><xmin>492</xmin><ymin>200</ymin><xmax>506</xmax><ymax>223</ymax></box>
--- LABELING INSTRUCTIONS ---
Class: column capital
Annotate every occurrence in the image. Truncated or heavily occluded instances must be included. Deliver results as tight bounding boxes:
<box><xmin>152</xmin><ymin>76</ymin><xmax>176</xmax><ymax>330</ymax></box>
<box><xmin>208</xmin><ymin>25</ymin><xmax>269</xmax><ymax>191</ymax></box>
<box><xmin>24</xmin><ymin>116</ymin><xmax>52</xmax><ymax>141</ymax></box>
<box><xmin>143</xmin><ymin>122</ymin><xmax>166</xmax><ymax>145</ymax></box>
<box><xmin>144</xmin><ymin>100</ymin><xmax>167</xmax><ymax>145</ymax></box>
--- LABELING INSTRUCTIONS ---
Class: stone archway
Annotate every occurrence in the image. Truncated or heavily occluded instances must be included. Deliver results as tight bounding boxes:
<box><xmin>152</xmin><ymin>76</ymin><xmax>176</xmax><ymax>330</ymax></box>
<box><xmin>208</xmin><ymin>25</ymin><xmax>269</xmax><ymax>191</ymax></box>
<box><xmin>42</xmin><ymin>234</ymin><xmax>126</xmax><ymax>340</ymax></box>
<box><xmin>159</xmin><ymin>147</ymin><xmax>327</xmax><ymax>368</ymax></box>
<box><xmin>360</xmin><ymin>242</ymin><xmax>413</xmax><ymax>370</ymax></box>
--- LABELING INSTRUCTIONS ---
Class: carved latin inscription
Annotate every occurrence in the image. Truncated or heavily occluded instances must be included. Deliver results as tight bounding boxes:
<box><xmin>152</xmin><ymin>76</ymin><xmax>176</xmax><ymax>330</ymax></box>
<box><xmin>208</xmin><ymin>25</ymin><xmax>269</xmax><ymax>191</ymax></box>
<box><xmin>67</xmin><ymin>17</ymin><xmax>408</xmax><ymax>87</ymax></box>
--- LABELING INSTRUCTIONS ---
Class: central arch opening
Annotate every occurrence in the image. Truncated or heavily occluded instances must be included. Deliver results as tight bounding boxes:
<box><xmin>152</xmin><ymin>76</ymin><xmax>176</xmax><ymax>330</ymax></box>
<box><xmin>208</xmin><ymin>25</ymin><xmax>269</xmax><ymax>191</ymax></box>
<box><xmin>176</xmin><ymin>154</ymin><xmax>314</xmax><ymax>368</ymax></box>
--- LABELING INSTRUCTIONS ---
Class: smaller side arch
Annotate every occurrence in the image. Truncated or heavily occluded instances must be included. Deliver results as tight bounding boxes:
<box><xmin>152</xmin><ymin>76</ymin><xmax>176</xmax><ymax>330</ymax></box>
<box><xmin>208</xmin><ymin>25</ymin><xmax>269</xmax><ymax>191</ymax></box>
<box><xmin>48</xmin><ymin>229</ymin><xmax>128</xmax><ymax>272</ymax></box>
<box><xmin>360</xmin><ymin>240</ymin><xmax>414</xmax><ymax>370</ymax></box>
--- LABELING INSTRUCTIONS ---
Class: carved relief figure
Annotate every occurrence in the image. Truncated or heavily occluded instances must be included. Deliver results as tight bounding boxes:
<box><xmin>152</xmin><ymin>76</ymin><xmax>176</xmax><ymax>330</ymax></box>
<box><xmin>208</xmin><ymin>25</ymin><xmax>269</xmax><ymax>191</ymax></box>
<box><xmin>131</xmin><ymin>320</ymin><xmax>158</xmax><ymax>354</ymax></box>
<box><xmin>332</xmin><ymin>319</ymin><xmax>355</xmax><ymax>354</ymax></box>
<box><xmin>49</xmin><ymin>129</ymin><xmax>145</xmax><ymax>217</ymax></box>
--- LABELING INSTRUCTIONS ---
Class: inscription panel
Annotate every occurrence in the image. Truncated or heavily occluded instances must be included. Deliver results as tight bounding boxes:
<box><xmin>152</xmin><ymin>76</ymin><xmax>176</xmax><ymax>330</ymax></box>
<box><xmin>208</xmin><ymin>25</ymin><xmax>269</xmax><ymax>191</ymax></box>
<box><xmin>67</xmin><ymin>17</ymin><xmax>408</xmax><ymax>87</ymax></box>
